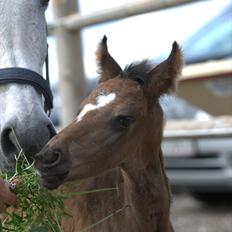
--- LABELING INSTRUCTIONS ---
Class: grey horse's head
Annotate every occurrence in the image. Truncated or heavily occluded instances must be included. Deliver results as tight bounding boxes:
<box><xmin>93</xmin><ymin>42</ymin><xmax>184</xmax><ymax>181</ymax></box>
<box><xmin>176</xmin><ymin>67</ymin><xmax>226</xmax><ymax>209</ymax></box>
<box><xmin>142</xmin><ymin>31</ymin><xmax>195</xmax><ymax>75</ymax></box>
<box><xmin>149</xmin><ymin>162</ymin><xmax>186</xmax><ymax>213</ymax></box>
<box><xmin>0</xmin><ymin>0</ymin><xmax>55</xmax><ymax>170</ymax></box>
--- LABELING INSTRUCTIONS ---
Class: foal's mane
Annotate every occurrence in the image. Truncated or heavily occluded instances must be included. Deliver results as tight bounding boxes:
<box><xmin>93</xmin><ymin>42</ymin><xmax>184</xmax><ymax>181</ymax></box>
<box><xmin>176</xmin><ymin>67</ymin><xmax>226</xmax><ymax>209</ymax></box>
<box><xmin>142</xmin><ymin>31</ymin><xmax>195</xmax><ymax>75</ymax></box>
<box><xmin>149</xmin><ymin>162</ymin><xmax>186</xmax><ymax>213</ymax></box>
<box><xmin>123</xmin><ymin>60</ymin><xmax>153</xmax><ymax>84</ymax></box>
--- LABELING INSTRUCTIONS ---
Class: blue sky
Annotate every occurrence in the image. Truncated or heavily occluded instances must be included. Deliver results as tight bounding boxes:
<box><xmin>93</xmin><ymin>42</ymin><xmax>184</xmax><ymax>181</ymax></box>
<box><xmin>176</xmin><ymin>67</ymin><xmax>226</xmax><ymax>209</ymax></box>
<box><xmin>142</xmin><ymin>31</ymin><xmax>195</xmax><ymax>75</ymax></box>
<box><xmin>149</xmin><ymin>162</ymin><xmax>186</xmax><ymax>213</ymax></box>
<box><xmin>46</xmin><ymin>0</ymin><xmax>230</xmax><ymax>85</ymax></box>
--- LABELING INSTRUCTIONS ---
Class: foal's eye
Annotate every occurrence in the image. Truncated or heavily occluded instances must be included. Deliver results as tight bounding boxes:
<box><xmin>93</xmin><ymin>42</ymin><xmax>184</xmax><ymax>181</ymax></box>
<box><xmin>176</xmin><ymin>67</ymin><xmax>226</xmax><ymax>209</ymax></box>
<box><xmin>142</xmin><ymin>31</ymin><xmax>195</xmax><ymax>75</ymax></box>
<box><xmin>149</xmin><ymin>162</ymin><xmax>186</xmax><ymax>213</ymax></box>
<box><xmin>114</xmin><ymin>115</ymin><xmax>135</xmax><ymax>130</ymax></box>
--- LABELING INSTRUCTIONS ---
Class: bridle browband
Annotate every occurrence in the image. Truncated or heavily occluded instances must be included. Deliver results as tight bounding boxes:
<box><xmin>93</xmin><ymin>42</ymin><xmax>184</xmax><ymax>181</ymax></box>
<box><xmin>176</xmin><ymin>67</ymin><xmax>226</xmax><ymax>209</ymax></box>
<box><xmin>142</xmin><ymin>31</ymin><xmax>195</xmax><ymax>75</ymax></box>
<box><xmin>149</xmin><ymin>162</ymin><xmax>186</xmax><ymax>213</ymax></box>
<box><xmin>0</xmin><ymin>47</ymin><xmax>53</xmax><ymax>116</ymax></box>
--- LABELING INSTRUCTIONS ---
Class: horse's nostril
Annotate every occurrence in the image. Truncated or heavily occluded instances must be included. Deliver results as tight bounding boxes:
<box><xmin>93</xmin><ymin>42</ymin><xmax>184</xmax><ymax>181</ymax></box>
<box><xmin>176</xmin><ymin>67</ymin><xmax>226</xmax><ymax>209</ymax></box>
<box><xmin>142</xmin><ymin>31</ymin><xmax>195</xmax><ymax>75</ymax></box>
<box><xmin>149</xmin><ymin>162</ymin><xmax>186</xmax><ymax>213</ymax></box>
<box><xmin>1</xmin><ymin>119</ymin><xmax>56</xmax><ymax>167</ymax></box>
<box><xmin>1</xmin><ymin>128</ymin><xmax>19</xmax><ymax>158</ymax></box>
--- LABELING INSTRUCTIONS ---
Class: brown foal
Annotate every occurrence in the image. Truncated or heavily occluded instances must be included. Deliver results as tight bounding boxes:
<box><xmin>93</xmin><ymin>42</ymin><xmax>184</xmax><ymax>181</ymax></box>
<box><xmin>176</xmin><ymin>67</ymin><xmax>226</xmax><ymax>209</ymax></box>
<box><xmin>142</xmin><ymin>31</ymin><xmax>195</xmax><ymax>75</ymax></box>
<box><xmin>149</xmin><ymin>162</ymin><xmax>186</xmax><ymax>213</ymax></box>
<box><xmin>35</xmin><ymin>36</ymin><xmax>183</xmax><ymax>232</ymax></box>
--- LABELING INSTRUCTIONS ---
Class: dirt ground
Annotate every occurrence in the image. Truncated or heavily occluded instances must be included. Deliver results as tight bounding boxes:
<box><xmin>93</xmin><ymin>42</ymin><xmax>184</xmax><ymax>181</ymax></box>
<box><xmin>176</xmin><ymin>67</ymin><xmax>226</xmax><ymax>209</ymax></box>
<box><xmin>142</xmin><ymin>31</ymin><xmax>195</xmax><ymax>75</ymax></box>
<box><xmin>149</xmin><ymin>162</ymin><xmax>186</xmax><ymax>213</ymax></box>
<box><xmin>171</xmin><ymin>193</ymin><xmax>232</xmax><ymax>232</ymax></box>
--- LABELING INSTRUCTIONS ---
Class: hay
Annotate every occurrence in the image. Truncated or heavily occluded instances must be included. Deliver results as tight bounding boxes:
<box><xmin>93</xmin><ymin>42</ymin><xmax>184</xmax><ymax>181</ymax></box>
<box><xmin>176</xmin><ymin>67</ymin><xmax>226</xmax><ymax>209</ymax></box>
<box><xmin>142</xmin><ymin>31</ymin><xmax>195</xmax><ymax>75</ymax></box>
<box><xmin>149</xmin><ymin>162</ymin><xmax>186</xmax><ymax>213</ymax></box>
<box><xmin>0</xmin><ymin>148</ymin><xmax>68</xmax><ymax>232</ymax></box>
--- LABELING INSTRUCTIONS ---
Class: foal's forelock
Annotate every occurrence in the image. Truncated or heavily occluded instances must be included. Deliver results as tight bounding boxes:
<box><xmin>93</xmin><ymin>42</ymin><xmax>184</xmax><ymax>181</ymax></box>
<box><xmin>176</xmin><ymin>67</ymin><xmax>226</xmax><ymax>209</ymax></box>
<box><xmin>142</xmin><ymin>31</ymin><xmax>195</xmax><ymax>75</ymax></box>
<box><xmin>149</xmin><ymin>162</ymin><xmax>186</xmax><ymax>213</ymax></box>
<box><xmin>122</xmin><ymin>60</ymin><xmax>152</xmax><ymax>84</ymax></box>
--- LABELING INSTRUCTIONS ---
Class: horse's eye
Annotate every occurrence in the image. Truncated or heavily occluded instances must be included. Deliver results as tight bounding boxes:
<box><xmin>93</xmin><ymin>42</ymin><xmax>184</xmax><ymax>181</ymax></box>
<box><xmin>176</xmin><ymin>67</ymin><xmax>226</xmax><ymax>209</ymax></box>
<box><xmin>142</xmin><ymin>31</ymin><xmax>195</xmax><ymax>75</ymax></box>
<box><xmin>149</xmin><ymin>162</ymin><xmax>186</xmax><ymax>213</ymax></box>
<box><xmin>115</xmin><ymin>115</ymin><xmax>135</xmax><ymax>130</ymax></box>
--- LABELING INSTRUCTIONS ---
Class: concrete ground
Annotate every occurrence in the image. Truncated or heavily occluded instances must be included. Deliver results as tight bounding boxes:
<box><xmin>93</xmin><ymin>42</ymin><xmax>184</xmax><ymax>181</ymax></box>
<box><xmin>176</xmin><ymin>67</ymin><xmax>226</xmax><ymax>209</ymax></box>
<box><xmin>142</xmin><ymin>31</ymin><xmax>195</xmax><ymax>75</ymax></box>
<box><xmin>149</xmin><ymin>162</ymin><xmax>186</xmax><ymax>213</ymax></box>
<box><xmin>171</xmin><ymin>193</ymin><xmax>232</xmax><ymax>232</ymax></box>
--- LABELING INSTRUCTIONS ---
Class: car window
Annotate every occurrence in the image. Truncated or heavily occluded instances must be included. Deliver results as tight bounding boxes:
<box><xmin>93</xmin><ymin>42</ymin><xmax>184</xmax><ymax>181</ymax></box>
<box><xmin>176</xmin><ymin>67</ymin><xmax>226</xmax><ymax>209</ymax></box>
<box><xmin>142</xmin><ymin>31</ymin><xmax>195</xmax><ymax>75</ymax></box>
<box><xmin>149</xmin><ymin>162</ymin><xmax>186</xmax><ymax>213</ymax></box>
<box><xmin>184</xmin><ymin>15</ymin><xmax>232</xmax><ymax>62</ymax></box>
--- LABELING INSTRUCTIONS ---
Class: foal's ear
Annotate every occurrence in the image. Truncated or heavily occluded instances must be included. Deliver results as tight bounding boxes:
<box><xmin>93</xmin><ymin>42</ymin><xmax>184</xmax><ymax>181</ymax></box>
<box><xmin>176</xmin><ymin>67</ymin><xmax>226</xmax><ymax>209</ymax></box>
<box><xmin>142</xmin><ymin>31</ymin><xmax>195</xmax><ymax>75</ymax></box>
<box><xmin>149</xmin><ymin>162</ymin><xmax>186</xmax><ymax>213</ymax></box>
<box><xmin>96</xmin><ymin>36</ymin><xmax>122</xmax><ymax>83</ymax></box>
<box><xmin>146</xmin><ymin>42</ymin><xmax>183</xmax><ymax>97</ymax></box>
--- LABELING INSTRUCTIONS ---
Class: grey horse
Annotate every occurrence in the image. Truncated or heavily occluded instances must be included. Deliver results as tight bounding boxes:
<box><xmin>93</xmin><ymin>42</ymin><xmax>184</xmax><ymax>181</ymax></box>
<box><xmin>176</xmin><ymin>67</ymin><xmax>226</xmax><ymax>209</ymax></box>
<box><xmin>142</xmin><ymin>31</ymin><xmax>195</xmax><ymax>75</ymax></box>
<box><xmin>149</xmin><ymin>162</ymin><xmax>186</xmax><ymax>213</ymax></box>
<box><xmin>0</xmin><ymin>0</ymin><xmax>55</xmax><ymax>171</ymax></box>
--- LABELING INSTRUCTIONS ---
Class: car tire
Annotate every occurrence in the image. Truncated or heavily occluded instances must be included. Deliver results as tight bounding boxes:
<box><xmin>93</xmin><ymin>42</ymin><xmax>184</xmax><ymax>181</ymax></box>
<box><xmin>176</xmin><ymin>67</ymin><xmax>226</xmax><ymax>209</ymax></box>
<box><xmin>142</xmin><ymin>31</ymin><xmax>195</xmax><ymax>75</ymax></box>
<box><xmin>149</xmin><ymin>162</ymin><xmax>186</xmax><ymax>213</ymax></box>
<box><xmin>191</xmin><ymin>192</ymin><xmax>232</xmax><ymax>204</ymax></box>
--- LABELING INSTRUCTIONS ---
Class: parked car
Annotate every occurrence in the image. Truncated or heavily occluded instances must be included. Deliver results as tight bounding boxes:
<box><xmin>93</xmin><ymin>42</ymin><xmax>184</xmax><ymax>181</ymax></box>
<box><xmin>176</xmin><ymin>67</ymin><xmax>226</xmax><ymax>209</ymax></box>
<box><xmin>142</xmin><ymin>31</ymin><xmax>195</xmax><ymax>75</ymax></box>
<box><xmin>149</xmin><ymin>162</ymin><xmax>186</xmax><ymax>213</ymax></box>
<box><xmin>163</xmin><ymin>123</ymin><xmax>232</xmax><ymax>194</ymax></box>
<box><xmin>162</xmin><ymin>2</ymin><xmax>232</xmax><ymax>201</ymax></box>
<box><xmin>183</xmin><ymin>2</ymin><xmax>232</xmax><ymax>64</ymax></box>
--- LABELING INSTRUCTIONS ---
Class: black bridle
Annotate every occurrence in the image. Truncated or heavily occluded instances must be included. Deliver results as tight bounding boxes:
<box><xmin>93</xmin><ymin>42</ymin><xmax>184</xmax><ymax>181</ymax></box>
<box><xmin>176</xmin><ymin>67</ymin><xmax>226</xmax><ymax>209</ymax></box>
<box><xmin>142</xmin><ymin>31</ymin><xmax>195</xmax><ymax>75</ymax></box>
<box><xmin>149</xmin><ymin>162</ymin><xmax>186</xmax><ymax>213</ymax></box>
<box><xmin>0</xmin><ymin>47</ymin><xmax>53</xmax><ymax>116</ymax></box>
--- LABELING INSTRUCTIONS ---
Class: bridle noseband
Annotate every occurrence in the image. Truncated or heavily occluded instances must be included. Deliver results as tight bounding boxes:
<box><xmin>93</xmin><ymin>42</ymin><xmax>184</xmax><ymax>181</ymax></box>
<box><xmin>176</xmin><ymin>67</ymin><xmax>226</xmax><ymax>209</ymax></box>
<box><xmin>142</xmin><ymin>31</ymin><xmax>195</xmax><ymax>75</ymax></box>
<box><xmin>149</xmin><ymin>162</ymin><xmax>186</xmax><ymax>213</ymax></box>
<box><xmin>0</xmin><ymin>48</ymin><xmax>53</xmax><ymax>116</ymax></box>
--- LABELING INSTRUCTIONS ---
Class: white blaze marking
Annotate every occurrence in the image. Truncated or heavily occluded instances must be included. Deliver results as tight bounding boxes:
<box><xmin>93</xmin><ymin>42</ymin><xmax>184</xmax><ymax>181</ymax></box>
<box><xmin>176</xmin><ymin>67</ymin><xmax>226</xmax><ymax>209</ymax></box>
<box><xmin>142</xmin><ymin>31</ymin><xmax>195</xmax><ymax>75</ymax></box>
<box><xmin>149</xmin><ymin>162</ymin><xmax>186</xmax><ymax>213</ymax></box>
<box><xmin>76</xmin><ymin>93</ymin><xmax>116</xmax><ymax>122</ymax></box>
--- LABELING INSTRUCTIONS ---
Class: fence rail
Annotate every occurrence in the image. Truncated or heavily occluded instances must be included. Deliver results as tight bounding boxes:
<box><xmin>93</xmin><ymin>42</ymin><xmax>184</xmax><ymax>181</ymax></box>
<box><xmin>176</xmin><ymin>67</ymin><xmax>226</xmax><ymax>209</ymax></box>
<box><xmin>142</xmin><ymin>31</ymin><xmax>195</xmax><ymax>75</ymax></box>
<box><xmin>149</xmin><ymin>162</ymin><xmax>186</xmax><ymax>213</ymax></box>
<box><xmin>49</xmin><ymin>0</ymin><xmax>198</xmax><ymax>32</ymax></box>
<box><xmin>164</xmin><ymin>128</ymin><xmax>232</xmax><ymax>140</ymax></box>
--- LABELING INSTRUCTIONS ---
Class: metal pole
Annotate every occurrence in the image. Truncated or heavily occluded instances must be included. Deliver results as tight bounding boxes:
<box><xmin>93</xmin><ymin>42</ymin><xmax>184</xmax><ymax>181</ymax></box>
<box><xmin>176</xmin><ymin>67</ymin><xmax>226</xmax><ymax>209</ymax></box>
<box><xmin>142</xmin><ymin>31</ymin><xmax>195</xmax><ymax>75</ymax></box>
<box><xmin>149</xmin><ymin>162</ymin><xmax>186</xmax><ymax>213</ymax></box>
<box><xmin>52</xmin><ymin>0</ymin><xmax>86</xmax><ymax>127</ymax></box>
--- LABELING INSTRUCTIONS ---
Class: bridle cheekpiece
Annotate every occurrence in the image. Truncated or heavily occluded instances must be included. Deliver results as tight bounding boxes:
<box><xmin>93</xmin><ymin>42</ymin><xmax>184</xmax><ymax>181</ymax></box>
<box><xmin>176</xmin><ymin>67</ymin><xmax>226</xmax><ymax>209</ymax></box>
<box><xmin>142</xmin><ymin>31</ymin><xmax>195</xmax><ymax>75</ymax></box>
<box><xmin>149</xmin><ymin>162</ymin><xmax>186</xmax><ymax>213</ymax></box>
<box><xmin>0</xmin><ymin>47</ymin><xmax>53</xmax><ymax>116</ymax></box>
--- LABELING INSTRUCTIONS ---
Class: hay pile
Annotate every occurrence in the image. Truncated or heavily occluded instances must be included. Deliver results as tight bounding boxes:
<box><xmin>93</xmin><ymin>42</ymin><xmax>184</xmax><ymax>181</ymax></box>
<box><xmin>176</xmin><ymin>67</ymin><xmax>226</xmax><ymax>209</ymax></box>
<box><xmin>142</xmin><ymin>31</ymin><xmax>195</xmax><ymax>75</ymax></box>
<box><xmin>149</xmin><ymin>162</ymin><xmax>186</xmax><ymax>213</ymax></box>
<box><xmin>0</xmin><ymin>139</ymin><xmax>68</xmax><ymax>232</ymax></box>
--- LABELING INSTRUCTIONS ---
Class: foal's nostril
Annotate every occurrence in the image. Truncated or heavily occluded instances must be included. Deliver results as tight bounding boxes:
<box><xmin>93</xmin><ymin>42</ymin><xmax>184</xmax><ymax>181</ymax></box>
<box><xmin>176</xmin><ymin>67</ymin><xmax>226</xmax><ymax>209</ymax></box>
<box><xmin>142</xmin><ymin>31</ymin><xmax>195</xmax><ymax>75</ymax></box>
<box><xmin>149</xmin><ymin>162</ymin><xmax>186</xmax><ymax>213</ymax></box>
<box><xmin>50</xmin><ymin>151</ymin><xmax>61</xmax><ymax>164</ymax></box>
<box><xmin>43</xmin><ymin>150</ymin><xmax>62</xmax><ymax>167</ymax></box>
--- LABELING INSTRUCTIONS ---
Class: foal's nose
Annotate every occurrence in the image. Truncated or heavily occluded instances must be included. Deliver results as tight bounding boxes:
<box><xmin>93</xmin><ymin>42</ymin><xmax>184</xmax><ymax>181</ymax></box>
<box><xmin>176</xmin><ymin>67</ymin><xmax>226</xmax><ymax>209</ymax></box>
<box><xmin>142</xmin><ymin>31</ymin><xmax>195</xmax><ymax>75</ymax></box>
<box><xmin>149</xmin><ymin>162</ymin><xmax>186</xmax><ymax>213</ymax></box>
<box><xmin>0</xmin><ymin>117</ymin><xmax>56</xmax><ymax>162</ymax></box>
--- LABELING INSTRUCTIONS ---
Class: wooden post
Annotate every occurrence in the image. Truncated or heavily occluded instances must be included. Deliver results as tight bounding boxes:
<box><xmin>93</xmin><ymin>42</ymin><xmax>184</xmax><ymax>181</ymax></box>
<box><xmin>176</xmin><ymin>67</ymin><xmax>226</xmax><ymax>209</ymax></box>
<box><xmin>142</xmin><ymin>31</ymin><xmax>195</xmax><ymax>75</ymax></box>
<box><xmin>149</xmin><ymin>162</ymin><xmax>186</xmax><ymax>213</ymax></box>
<box><xmin>52</xmin><ymin>0</ymin><xmax>86</xmax><ymax>127</ymax></box>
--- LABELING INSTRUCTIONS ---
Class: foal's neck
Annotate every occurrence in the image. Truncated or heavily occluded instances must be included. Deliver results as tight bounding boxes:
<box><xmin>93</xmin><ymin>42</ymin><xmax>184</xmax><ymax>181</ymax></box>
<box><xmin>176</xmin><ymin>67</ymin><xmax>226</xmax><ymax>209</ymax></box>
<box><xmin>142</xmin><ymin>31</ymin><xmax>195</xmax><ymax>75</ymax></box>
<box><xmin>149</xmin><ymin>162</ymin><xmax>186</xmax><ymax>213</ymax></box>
<box><xmin>121</xmin><ymin>133</ymin><xmax>171</xmax><ymax>217</ymax></box>
<box><xmin>117</xmin><ymin>120</ymin><xmax>172</xmax><ymax>231</ymax></box>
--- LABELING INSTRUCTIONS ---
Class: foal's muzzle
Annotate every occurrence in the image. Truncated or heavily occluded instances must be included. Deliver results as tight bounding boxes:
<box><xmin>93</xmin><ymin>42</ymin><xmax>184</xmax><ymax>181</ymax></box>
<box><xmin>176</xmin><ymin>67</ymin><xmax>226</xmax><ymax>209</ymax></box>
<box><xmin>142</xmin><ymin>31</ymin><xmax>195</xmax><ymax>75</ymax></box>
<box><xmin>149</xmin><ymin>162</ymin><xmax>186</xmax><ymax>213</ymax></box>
<box><xmin>34</xmin><ymin>147</ymin><xmax>70</xmax><ymax>190</ymax></box>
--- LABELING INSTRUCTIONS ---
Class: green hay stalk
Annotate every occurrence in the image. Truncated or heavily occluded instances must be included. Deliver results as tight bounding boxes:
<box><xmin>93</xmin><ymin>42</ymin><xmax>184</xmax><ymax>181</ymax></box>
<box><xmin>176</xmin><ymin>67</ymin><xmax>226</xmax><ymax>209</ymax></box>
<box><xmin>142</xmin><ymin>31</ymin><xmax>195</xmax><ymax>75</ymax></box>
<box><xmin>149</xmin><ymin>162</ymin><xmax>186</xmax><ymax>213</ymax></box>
<box><xmin>0</xmin><ymin>148</ymin><xmax>68</xmax><ymax>232</ymax></box>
